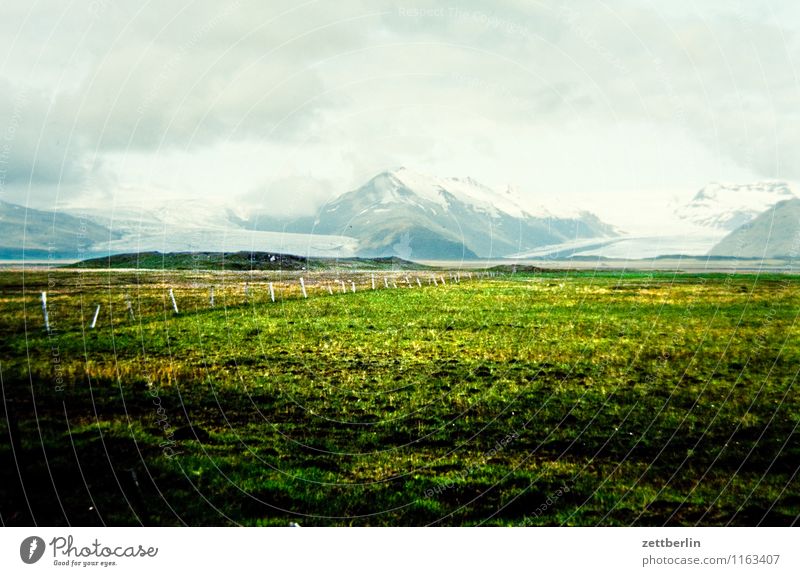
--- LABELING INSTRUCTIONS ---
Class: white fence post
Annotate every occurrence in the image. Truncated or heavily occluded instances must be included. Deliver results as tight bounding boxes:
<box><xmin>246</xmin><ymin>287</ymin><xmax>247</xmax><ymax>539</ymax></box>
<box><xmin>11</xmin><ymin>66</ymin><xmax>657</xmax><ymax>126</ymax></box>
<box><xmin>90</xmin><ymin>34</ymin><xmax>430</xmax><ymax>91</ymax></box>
<box><xmin>209</xmin><ymin>286</ymin><xmax>215</xmax><ymax>307</ymax></box>
<box><xmin>90</xmin><ymin>304</ymin><xmax>101</xmax><ymax>329</ymax></box>
<box><xmin>340</xmin><ymin>280</ymin><xmax>346</xmax><ymax>294</ymax></box>
<box><xmin>384</xmin><ymin>277</ymin><xmax>389</xmax><ymax>289</ymax></box>
<box><xmin>41</xmin><ymin>291</ymin><xmax>50</xmax><ymax>332</ymax></box>
<box><xmin>169</xmin><ymin>288</ymin><xmax>179</xmax><ymax>314</ymax></box>
<box><xmin>351</xmin><ymin>281</ymin><xmax>356</xmax><ymax>293</ymax></box>
<box><xmin>416</xmin><ymin>277</ymin><xmax>422</xmax><ymax>287</ymax></box>
<box><xmin>300</xmin><ymin>277</ymin><xmax>308</xmax><ymax>299</ymax></box>
<box><xmin>371</xmin><ymin>274</ymin><xmax>376</xmax><ymax>290</ymax></box>
<box><xmin>269</xmin><ymin>282</ymin><xmax>276</xmax><ymax>302</ymax></box>
<box><xmin>327</xmin><ymin>284</ymin><xmax>333</xmax><ymax>295</ymax></box>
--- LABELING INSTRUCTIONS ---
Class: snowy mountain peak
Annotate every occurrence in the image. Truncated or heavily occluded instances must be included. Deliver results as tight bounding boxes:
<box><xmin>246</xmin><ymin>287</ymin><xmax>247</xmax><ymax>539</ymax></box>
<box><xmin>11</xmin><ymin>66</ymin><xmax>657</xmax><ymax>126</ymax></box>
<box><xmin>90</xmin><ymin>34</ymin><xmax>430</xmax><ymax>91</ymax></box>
<box><xmin>374</xmin><ymin>167</ymin><xmax>528</xmax><ymax>219</ymax></box>
<box><xmin>311</xmin><ymin>167</ymin><xmax>619</xmax><ymax>258</ymax></box>
<box><xmin>676</xmin><ymin>181</ymin><xmax>796</xmax><ymax>231</ymax></box>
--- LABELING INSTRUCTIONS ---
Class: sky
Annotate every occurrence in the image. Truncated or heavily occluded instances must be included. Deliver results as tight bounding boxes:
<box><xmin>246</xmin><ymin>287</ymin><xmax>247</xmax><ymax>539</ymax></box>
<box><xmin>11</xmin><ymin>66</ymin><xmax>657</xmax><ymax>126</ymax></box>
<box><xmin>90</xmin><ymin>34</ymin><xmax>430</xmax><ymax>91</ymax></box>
<box><xmin>0</xmin><ymin>0</ymin><xmax>798</xmax><ymax>232</ymax></box>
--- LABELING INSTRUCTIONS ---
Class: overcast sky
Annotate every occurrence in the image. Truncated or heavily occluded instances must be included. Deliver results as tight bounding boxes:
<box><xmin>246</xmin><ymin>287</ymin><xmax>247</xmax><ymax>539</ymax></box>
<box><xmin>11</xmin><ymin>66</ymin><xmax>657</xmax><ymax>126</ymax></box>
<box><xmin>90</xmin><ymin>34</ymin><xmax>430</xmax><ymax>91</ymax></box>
<box><xmin>1</xmin><ymin>0</ymin><xmax>798</xmax><ymax>230</ymax></box>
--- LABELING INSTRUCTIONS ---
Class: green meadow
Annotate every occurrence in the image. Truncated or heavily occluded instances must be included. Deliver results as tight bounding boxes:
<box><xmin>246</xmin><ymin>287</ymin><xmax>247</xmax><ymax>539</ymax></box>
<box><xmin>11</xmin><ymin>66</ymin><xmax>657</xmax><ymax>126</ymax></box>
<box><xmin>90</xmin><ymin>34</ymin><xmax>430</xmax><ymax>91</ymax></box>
<box><xmin>1</xmin><ymin>268</ymin><xmax>798</xmax><ymax>526</ymax></box>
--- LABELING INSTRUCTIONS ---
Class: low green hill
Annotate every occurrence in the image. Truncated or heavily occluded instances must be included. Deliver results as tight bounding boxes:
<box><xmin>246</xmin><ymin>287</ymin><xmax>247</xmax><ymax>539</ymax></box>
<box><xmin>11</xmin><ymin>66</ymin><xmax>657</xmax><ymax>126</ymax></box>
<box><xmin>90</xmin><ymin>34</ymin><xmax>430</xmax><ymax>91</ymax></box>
<box><xmin>66</xmin><ymin>251</ymin><xmax>433</xmax><ymax>271</ymax></box>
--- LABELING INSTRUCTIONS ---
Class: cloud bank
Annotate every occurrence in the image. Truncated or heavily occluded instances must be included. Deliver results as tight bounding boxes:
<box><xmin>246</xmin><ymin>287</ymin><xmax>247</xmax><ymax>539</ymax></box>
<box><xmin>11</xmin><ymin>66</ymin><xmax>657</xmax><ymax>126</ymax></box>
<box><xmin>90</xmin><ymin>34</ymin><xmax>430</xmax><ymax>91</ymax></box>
<box><xmin>0</xmin><ymin>0</ymin><xmax>797</xmax><ymax>228</ymax></box>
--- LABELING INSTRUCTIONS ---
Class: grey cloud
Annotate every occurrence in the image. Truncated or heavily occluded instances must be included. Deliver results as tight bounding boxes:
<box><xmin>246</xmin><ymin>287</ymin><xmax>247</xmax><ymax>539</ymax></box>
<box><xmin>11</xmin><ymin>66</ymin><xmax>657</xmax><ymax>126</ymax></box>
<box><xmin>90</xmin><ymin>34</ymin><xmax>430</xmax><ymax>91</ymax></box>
<box><xmin>0</xmin><ymin>81</ymin><xmax>86</xmax><ymax>192</ymax></box>
<box><xmin>1</xmin><ymin>0</ymin><xmax>799</xmax><ymax>208</ymax></box>
<box><xmin>239</xmin><ymin>175</ymin><xmax>335</xmax><ymax>217</ymax></box>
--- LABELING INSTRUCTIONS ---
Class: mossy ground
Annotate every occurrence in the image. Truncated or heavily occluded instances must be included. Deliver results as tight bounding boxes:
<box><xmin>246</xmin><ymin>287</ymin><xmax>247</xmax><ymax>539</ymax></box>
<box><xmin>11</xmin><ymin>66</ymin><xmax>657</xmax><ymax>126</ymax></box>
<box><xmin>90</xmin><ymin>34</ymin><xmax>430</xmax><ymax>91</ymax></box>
<box><xmin>1</xmin><ymin>269</ymin><xmax>798</xmax><ymax>526</ymax></box>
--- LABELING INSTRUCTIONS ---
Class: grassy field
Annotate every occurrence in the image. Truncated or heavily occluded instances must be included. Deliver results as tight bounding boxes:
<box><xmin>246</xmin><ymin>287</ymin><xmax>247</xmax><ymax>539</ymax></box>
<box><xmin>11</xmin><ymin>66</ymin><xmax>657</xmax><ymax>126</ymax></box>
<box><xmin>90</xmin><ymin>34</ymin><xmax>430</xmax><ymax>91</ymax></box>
<box><xmin>1</xmin><ymin>267</ymin><xmax>798</xmax><ymax>526</ymax></box>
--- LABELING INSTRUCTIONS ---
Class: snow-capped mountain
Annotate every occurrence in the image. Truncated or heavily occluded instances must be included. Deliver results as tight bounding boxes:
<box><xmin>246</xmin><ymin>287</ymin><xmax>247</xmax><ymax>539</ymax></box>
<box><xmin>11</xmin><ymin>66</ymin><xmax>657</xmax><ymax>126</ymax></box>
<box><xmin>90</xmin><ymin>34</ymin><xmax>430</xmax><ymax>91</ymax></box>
<box><xmin>70</xmin><ymin>197</ymin><xmax>231</xmax><ymax>235</ymax></box>
<box><xmin>65</xmin><ymin>195</ymin><xmax>357</xmax><ymax>257</ymax></box>
<box><xmin>305</xmin><ymin>168</ymin><xmax>619</xmax><ymax>259</ymax></box>
<box><xmin>709</xmin><ymin>198</ymin><xmax>800</xmax><ymax>259</ymax></box>
<box><xmin>371</xmin><ymin>168</ymin><xmax>529</xmax><ymax>218</ymax></box>
<box><xmin>675</xmin><ymin>181</ymin><xmax>796</xmax><ymax>232</ymax></box>
<box><xmin>1</xmin><ymin>168</ymin><xmax>618</xmax><ymax>260</ymax></box>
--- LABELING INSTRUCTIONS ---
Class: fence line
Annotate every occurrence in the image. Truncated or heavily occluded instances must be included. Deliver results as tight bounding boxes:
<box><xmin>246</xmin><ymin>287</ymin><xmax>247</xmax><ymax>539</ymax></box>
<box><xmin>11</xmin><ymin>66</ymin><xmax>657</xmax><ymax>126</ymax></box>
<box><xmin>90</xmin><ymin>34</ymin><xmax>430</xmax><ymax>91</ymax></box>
<box><xmin>37</xmin><ymin>270</ymin><xmax>505</xmax><ymax>331</ymax></box>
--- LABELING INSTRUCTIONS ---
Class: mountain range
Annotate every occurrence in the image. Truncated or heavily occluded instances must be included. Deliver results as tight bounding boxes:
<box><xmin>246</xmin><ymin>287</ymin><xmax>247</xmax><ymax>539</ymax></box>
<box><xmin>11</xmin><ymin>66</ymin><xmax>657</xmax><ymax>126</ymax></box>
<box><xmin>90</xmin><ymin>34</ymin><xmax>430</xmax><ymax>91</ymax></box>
<box><xmin>1</xmin><ymin>170</ymin><xmax>797</xmax><ymax>262</ymax></box>
<box><xmin>238</xmin><ymin>168</ymin><xmax>619</xmax><ymax>259</ymax></box>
